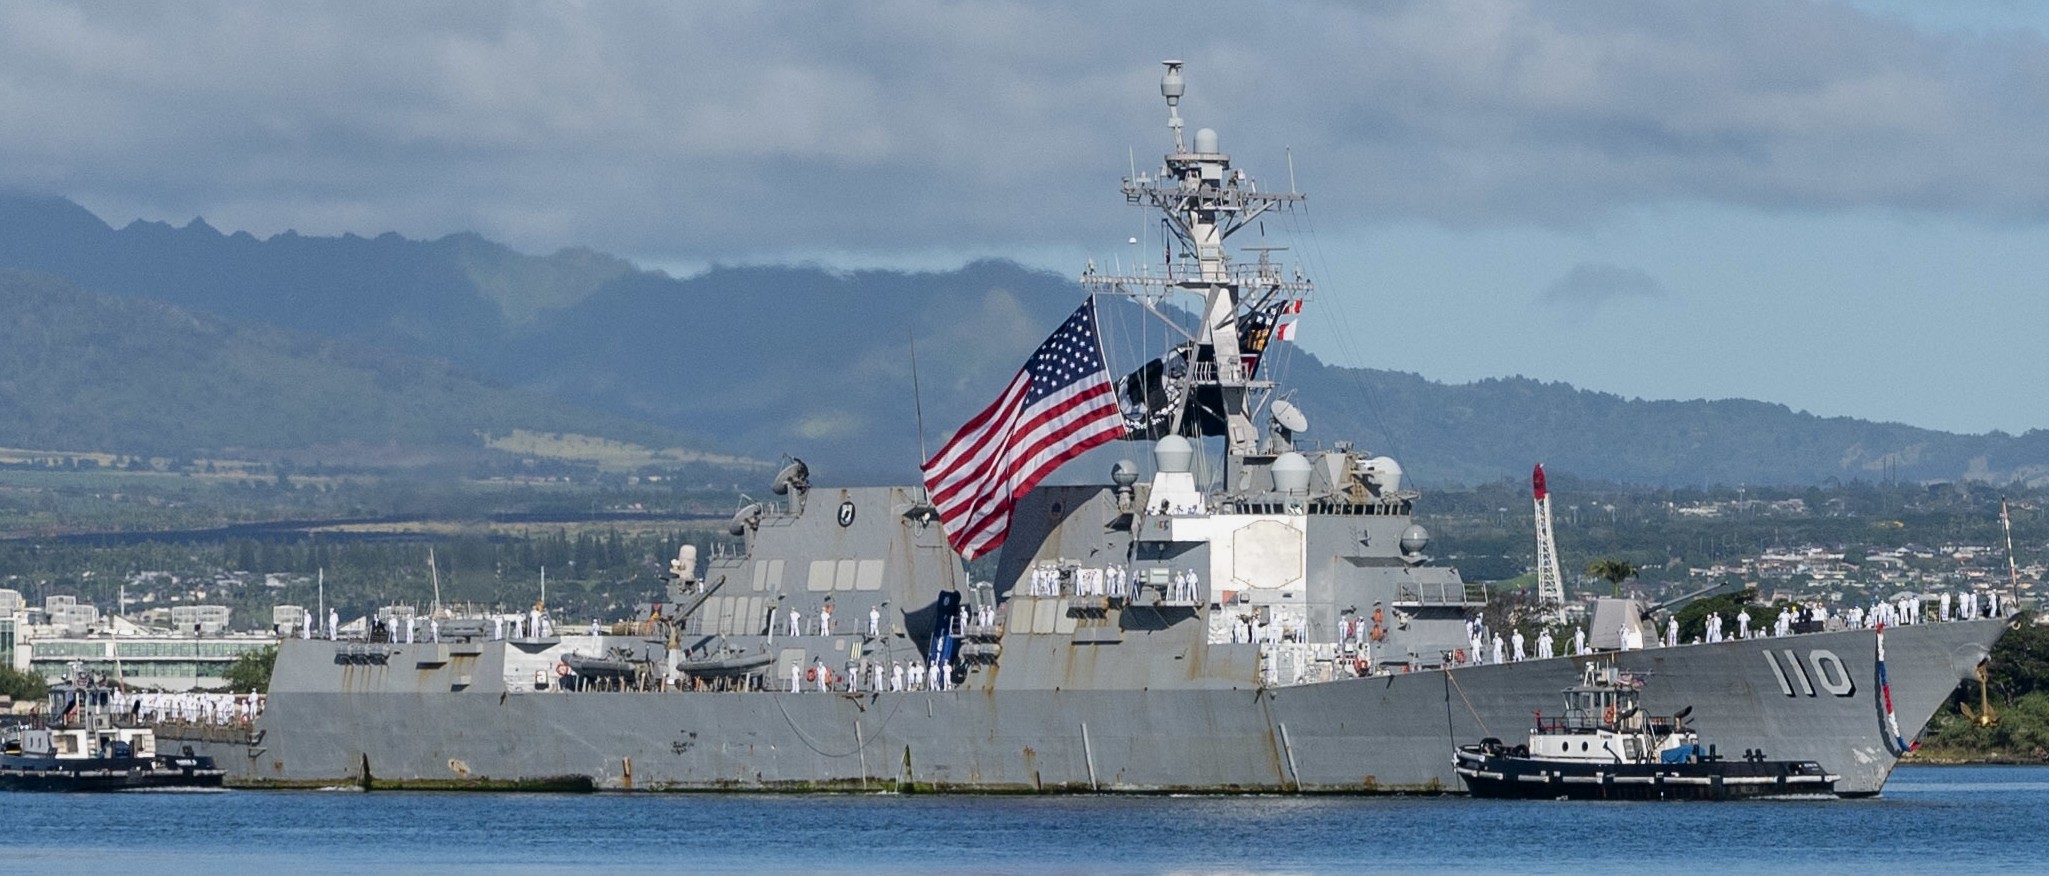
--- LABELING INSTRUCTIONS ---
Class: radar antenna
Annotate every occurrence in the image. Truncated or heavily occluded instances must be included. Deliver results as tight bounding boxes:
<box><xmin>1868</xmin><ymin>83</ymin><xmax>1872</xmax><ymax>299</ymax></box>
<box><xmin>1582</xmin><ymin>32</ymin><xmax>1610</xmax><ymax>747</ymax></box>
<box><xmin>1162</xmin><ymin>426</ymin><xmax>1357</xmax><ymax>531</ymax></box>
<box><xmin>1083</xmin><ymin>61</ymin><xmax>1310</xmax><ymax>473</ymax></box>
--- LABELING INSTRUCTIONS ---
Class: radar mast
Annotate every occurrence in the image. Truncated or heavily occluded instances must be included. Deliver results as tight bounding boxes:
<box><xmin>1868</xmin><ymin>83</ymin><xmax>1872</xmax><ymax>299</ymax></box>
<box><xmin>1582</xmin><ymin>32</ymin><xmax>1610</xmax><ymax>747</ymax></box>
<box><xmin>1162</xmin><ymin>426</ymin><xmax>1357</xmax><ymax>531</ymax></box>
<box><xmin>1082</xmin><ymin>61</ymin><xmax>1311</xmax><ymax>472</ymax></box>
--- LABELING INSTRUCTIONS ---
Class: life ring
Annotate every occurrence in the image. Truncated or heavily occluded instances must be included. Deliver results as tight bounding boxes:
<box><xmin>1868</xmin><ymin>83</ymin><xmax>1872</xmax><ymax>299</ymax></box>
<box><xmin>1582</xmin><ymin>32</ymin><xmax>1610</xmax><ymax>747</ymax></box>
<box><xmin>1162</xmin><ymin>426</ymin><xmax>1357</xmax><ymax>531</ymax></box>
<box><xmin>805</xmin><ymin>667</ymin><xmax>818</xmax><ymax>682</ymax></box>
<box><xmin>1454</xmin><ymin>648</ymin><xmax>1466</xmax><ymax>664</ymax></box>
<box><xmin>1370</xmin><ymin>623</ymin><xmax>1386</xmax><ymax>642</ymax></box>
<box><xmin>1603</xmin><ymin>705</ymin><xmax>1617</xmax><ymax>724</ymax></box>
<box><xmin>1353</xmin><ymin>657</ymin><xmax>1369</xmax><ymax>675</ymax></box>
<box><xmin>554</xmin><ymin>662</ymin><xmax>570</xmax><ymax>678</ymax></box>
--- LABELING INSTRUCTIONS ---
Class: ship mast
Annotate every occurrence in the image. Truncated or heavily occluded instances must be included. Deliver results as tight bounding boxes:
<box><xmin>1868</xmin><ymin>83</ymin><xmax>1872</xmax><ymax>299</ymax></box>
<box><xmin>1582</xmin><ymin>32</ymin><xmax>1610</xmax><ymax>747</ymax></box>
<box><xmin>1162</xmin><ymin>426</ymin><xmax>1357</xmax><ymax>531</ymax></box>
<box><xmin>2003</xmin><ymin>497</ymin><xmax>2020</xmax><ymax>608</ymax></box>
<box><xmin>1082</xmin><ymin>61</ymin><xmax>1310</xmax><ymax>473</ymax></box>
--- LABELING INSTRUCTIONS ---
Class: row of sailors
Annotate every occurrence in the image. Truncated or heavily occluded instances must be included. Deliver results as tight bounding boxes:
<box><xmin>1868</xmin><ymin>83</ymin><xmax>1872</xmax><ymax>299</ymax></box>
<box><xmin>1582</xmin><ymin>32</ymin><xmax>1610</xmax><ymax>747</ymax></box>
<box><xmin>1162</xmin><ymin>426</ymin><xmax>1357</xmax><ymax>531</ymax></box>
<box><xmin>950</xmin><ymin>604</ymin><xmax>999</xmax><ymax>635</ymax></box>
<box><xmin>1684</xmin><ymin>590</ymin><xmax>2008</xmax><ymax>644</ymax></box>
<box><xmin>1463</xmin><ymin>627</ymin><xmax>1572</xmax><ymax>665</ymax></box>
<box><xmin>1025</xmin><ymin>566</ymin><xmax>1206</xmax><ymax>602</ymax></box>
<box><xmin>1224</xmin><ymin>615</ymin><xmax>1293</xmax><ymax>645</ymax></box>
<box><xmin>121</xmin><ymin>691</ymin><xmax>266</xmax><ymax>726</ymax></box>
<box><xmin>782</xmin><ymin>605</ymin><xmax>887</xmax><ymax>638</ymax></box>
<box><xmin>787</xmin><ymin>658</ymin><xmax>952</xmax><ymax>693</ymax></box>
<box><xmin>303</xmin><ymin>608</ymin><xmax>557</xmax><ymax>641</ymax></box>
<box><xmin>1456</xmin><ymin>589</ymin><xmax>2016</xmax><ymax>665</ymax></box>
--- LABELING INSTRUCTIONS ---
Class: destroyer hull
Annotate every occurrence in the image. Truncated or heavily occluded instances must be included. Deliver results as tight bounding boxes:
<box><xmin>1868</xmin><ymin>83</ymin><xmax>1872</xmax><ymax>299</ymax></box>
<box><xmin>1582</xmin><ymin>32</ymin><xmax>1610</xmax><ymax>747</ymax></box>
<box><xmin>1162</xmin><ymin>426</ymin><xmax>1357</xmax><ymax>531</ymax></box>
<box><xmin>192</xmin><ymin>619</ymin><xmax>1999</xmax><ymax>795</ymax></box>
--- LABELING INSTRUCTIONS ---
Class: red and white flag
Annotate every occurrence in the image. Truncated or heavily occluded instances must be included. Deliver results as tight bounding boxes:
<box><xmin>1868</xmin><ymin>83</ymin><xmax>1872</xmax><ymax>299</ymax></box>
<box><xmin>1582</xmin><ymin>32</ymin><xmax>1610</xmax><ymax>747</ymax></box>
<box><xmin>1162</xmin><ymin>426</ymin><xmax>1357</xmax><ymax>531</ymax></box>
<box><xmin>1274</xmin><ymin>319</ymin><xmax>1301</xmax><ymax>341</ymax></box>
<box><xmin>922</xmin><ymin>300</ymin><xmax>1127</xmax><ymax>559</ymax></box>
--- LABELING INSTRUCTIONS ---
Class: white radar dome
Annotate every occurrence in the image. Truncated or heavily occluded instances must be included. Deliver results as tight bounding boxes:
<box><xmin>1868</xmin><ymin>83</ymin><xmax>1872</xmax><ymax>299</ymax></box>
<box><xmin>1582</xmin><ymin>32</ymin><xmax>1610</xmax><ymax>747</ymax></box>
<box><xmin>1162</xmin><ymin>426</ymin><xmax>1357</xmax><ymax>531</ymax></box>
<box><xmin>1361</xmin><ymin>456</ymin><xmax>1403</xmax><ymax>493</ymax></box>
<box><xmin>1154</xmin><ymin>435</ymin><xmax>1194</xmax><ymax>474</ymax></box>
<box><xmin>1272</xmin><ymin>452</ymin><xmax>1312</xmax><ymax>494</ymax></box>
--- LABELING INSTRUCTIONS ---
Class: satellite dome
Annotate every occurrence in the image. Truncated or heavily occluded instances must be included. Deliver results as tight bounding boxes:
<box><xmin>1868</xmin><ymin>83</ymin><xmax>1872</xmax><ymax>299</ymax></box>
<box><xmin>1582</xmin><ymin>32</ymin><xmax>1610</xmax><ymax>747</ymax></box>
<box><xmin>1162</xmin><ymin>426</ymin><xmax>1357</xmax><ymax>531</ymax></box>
<box><xmin>1154</xmin><ymin>435</ymin><xmax>1194</xmax><ymax>474</ymax></box>
<box><xmin>1270</xmin><ymin>399</ymin><xmax>1308</xmax><ymax>434</ymax></box>
<box><xmin>1272</xmin><ymin>452</ymin><xmax>1312</xmax><ymax>494</ymax></box>
<box><xmin>1111</xmin><ymin>459</ymin><xmax>1140</xmax><ymax>487</ymax></box>
<box><xmin>1194</xmin><ymin>127</ymin><xmax>1219</xmax><ymax>153</ymax></box>
<box><xmin>1400</xmin><ymin>524</ymin><xmax>1431</xmax><ymax>556</ymax></box>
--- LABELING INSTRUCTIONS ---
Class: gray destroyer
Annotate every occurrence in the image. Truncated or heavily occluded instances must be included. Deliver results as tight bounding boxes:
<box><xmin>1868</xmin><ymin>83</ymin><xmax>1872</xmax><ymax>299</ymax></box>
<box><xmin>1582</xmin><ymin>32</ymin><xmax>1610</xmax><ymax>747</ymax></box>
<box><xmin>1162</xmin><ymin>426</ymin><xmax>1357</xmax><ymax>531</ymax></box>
<box><xmin>181</xmin><ymin>63</ymin><xmax>2005</xmax><ymax>795</ymax></box>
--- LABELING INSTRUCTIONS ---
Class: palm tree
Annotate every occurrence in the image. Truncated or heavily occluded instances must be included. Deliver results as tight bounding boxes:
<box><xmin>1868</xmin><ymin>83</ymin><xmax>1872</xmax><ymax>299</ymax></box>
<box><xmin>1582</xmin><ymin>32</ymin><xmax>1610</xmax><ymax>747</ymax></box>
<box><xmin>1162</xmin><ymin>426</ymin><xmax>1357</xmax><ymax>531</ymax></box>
<box><xmin>1586</xmin><ymin>558</ymin><xmax>1638</xmax><ymax>597</ymax></box>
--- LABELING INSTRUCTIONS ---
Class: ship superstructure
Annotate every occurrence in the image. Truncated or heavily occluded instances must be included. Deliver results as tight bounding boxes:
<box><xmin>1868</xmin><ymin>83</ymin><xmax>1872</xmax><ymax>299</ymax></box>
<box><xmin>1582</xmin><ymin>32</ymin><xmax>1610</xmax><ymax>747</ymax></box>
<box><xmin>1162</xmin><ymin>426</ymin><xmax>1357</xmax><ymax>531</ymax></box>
<box><xmin>175</xmin><ymin>63</ymin><xmax>2007</xmax><ymax>796</ymax></box>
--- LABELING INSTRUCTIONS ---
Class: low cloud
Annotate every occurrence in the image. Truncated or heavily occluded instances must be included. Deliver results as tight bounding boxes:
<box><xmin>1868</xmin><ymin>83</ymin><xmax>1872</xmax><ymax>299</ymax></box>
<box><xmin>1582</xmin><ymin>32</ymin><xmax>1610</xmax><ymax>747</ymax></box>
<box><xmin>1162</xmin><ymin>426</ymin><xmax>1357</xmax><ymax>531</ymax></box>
<box><xmin>1538</xmin><ymin>262</ymin><xmax>1669</xmax><ymax>310</ymax></box>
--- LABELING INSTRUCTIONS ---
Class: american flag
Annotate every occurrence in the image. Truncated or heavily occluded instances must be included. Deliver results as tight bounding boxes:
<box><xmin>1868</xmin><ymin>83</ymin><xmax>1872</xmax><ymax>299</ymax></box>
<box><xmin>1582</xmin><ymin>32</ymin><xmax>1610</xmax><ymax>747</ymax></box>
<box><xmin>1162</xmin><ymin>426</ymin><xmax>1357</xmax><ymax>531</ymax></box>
<box><xmin>923</xmin><ymin>300</ymin><xmax>1126</xmax><ymax>559</ymax></box>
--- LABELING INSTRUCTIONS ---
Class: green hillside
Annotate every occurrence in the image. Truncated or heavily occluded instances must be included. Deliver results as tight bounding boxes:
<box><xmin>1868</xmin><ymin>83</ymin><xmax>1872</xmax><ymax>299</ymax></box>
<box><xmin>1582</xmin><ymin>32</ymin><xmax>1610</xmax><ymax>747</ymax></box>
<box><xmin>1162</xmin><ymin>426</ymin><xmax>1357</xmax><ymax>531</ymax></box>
<box><xmin>0</xmin><ymin>269</ymin><xmax>726</xmax><ymax>467</ymax></box>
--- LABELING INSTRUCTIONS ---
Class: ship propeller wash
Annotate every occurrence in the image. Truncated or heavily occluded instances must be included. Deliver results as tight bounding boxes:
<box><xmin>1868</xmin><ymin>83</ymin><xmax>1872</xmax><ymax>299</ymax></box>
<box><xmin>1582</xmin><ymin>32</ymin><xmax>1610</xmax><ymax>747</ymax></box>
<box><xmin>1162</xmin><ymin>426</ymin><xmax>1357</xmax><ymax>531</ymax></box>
<box><xmin>179</xmin><ymin>62</ymin><xmax>2007</xmax><ymax>795</ymax></box>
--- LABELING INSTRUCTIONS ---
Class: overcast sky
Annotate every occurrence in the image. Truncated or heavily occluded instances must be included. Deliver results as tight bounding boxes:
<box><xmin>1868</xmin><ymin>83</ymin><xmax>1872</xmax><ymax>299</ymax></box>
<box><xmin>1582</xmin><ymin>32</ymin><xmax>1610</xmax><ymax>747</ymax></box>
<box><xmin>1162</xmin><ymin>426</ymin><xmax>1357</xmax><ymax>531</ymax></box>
<box><xmin>6</xmin><ymin>1</ymin><xmax>2049</xmax><ymax>435</ymax></box>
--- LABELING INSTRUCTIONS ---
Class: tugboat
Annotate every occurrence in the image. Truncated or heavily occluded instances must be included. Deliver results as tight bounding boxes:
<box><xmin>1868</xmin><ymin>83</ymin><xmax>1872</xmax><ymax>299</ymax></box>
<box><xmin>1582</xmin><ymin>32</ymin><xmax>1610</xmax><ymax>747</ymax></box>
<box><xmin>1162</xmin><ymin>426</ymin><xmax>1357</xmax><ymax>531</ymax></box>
<box><xmin>1454</xmin><ymin>664</ymin><xmax>1838</xmax><ymax>800</ymax></box>
<box><xmin>1</xmin><ymin>682</ymin><xmax>226</xmax><ymax>791</ymax></box>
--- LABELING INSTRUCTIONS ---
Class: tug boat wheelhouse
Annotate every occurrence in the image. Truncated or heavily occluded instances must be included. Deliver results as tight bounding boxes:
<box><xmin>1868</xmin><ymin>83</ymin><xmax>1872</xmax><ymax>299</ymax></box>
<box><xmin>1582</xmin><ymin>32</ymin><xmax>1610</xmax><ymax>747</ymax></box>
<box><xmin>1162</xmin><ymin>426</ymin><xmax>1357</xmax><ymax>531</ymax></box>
<box><xmin>1454</xmin><ymin>664</ymin><xmax>1838</xmax><ymax>800</ymax></box>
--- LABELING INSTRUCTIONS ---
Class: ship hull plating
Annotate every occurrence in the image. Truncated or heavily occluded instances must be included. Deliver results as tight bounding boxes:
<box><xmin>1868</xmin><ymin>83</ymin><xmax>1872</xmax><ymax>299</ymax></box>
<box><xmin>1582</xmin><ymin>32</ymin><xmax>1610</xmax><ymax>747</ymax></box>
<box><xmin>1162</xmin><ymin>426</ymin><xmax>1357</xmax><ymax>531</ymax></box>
<box><xmin>196</xmin><ymin>619</ymin><xmax>1997</xmax><ymax>795</ymax></box>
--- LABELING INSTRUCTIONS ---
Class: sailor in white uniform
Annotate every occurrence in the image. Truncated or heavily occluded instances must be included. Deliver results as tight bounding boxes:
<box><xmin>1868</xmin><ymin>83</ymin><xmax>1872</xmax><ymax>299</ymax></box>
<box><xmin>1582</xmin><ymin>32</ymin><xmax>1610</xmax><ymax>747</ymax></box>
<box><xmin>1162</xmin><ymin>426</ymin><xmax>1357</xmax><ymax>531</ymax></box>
<box><xmin>1537</xmin><ymin>629</ymin><xmax>1554</xmax><ymax>660</ymax></box>
<box><xmin>788</xmin><ymin>607</ymin><xmax>803</xmax><ymax>637</ymax></box>
<box><xmin>1573</xmin><ymin>626</ymin><xmax>1588</xmax><ymax>656</ymax></box>
<box><xmin>327</xmin><ymin>608</ymin><xmax>339</xmax><ymax>641</ymax></box>
<box><xmin>1666</xmin><ymin>617</ymin><xmax>1678</xmax><ymax>648</ymax></box>
<box><xmin>1737</xmin><ymin>610</ymin><xmax>1751</xmax><ymax>640</ymax></box>
<box><xmin>1489</xmin><ymin>633</ymin><xmax>1504</xmax><ymax>665</ymax></box>
<box><xmin>1510</xmin><ymin>630</ymin><xmax>1526</xmax><ymax>662</ymax></box>
<box><xmin>869</xmin><ymin>606</ymin><xmax>881</xmax><ymax>636</ymax></box>
<box><xmin>790</xmin><ymin>662</ymin><xmax>802</xmax><ymax>692</ymax></box>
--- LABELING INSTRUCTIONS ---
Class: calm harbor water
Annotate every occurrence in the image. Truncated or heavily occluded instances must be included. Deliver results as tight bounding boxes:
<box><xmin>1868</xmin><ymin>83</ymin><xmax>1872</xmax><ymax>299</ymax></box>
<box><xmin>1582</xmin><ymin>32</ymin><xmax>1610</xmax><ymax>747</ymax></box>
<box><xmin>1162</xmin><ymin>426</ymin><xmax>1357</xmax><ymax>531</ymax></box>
<box><xmin>7</xmin><ymin>765</ymin><xmax>2048</xmax><ymax>875</ymax></box>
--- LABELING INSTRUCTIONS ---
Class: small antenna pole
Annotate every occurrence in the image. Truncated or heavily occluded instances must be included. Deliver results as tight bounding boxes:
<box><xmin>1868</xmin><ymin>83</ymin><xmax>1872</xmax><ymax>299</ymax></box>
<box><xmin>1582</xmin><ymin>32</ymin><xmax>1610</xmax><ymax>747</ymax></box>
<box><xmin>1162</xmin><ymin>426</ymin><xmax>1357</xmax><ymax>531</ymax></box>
<box><xmin>2004</xmin><ymin>498</ymin><xmax>2020</xmax><ymax>610</ymax></box>
<box><xmin>1287</xmin><ymin>147</ymin><xmax>1298</xmax><ymax>195</ymax></box>
<box><xmin>910</xmin><ymin>331</ymin><xmax>929</xmax><ymax>463</ymax></box>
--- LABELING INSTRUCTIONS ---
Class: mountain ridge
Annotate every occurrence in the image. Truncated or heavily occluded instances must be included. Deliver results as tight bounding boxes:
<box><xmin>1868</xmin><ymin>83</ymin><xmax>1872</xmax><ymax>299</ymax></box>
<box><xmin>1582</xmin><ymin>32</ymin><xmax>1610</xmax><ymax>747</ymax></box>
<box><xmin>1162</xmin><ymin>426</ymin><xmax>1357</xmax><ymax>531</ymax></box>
<box><xmin>1</xmin><ymin>192</ymin><xmax>2041</xmax><ymax>488</ymax></box>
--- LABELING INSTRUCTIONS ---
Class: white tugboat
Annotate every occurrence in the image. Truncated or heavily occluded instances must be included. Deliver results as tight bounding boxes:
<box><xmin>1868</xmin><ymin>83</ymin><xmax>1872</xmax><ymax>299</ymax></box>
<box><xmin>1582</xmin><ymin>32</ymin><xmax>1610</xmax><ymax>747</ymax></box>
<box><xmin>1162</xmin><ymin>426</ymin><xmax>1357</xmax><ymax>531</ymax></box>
<box><xmin>1454</xmin><ymin>664</ymin><xmax>1837</xmax><ymax>800</ymax></box>
<box><xmin>1</xmin><ymin>682</ymin><xmax>226</xmax><ymax>792</ymax></box>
